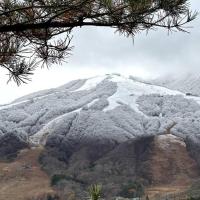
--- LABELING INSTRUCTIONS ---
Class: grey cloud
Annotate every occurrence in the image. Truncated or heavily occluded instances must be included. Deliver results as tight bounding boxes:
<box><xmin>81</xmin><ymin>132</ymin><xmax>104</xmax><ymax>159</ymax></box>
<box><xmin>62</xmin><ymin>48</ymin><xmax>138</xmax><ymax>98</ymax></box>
<box><xmin>0</xmin><ymin>0</ymin><xmax>200</xmax><ymax>104</ymax></box>
<box><xmin>67</xmin><ymin>0</ymin><xmax>200</xmax><ymax>76</ymax></box>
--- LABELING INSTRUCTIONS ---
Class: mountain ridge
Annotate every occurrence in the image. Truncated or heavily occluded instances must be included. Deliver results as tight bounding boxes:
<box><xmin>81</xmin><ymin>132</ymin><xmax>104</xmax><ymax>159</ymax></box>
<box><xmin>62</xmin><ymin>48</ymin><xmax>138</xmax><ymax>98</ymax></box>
<box><xmin>1</xmin><ymin>73</ymin><xmax>200</xmax><ymax>145</ymax></box>
<box><xmin>151</xmin><ymin>72</ymin><xmax>200</xmax><ymax>96</ymax></box>
<box><xmin>1</xmin><ymin>73</ymin><xmax>200</xmax><ymax>199</ymax></box>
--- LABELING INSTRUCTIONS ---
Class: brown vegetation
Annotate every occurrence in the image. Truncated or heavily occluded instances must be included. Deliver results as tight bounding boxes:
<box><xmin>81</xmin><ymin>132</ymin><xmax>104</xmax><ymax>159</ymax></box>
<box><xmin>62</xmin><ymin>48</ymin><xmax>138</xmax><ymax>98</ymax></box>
<box><xmin>145</xmin><ymin>135</ymin><xmax>200</xmax><ymax>199</ymax></box>
<box><xmin>0</xmin><ymin>147</ymin><xmax>55</xmax><ymax>200</ymax></box>
<box><xmin>150</xmin><ymin>135</ymin><xmax>199</xmax><ymax>185</ymax></box>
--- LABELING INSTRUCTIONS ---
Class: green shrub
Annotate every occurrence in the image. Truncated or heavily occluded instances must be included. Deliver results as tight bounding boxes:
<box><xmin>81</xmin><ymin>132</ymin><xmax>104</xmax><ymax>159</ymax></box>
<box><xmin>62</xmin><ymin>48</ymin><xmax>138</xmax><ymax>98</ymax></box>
<box><xmin>88</xmin><ymin>184</ymin><xmax>102</xmax><ymax>200</ymax></box>
<box><xmin>187</xmin><ymin>179</ymin><xmax>200</xmax><ymax>199</ymax></box>
<box><xmin>47</xmin><ymin>194</ymin><xmax>60</xmax><ymax>200</ymax></box>
<box><xmin>51</xmin><ymin>174</ymin><xmax>71</xmax><ymax>186</ymax></box>
<box><xmin>187</xmin><ymin>197</ymin><xmax>200</xmax><ymax>200</ymax></box>
<box><xmin>118</xmin><ymin>181</ymin><xmax>144</xmax><ymax>198</ymax></box>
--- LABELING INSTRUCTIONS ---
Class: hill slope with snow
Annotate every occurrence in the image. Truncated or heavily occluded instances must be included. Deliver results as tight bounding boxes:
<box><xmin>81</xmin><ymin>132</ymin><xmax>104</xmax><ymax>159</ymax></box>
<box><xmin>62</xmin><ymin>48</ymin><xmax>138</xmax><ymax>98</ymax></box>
<box><xmin>1</xmin><ymin>74</ymin><xmax>200</xmax><ymax>199</ymax></box>
<box><xmin>152</xmin><ymin>73</ymin><xmax>200</xmax><ymax>96</ymax></box>
<box><xmin>1</xmin><ymin>74</ymin><xmax>200</xmax><ymax>145</ymax></box>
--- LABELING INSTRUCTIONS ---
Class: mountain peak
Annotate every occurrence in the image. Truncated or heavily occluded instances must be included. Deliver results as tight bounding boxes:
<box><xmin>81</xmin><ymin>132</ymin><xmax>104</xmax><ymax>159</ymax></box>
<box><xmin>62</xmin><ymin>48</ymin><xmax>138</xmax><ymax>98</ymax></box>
<box><xmin>1</xmin><ymin>74</ymin><xmax>200</xmax><ymax>199</ymax></box>
<box><xmin>0</xmin><ymin>73</ymin><xmax>200</xmax><ymax>146</ymax></box>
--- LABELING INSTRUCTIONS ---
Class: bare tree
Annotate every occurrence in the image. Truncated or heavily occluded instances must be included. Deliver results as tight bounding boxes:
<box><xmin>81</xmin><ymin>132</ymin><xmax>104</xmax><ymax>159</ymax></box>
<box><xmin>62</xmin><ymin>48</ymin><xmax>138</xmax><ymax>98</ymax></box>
<box><xmin>164</xmin><ymin>121</ymin><xmax>177</xmax><ymax>135</ymax></box>
<box><xmin>0</xmin><ymin>0</ymin><xmax>197</xmax><ymax>85</ymax></box>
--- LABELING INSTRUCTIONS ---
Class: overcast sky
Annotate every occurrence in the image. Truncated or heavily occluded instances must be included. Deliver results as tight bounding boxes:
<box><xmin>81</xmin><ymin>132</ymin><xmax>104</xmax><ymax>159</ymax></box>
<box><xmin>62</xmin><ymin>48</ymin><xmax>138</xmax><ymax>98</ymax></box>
<box><xmin>0</xmin><ymin>0</ymin><xmax>200</xmax><ymax>104</ymax></box>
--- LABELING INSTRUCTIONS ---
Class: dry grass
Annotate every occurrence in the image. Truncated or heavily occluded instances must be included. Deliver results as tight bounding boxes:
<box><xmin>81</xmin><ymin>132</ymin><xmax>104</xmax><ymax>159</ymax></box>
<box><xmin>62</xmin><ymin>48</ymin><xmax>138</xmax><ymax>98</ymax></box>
<box><xmin>145</xmin><ymin>185</ymin><xmax>189</xmax><ymax>199</ymax></box>
<box><xmin>144</xmin><ymin>135</ymin><xmax>200</xmax><ymax>200</ymax></box>
<box><xmin>0</xmin><ymin>147</ymin><xmax>55</xmax><ymax>200</ymax></box>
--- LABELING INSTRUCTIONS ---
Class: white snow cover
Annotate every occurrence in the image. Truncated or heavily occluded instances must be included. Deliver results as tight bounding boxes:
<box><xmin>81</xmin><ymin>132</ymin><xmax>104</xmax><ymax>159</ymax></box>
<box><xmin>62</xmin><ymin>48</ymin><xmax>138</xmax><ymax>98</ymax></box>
<box><xmin>104</xmin><ymin>75</ymin><xmax>183</xmax><ymax>113</ymax></box>
<box><xmin>30</xmin><ymin>108</ymin><xmax>81</xmax><ymax>144</ymax></box>
<box><xmin>0</xmin><ymin>100</ymin><xmax>29</xmax><ymax>111</ymax></box>
<box><xmin>152</xmin><ymin>72</ymin><xmax>200</xmax><ymax>96</ymax></box>
<box><xmin>74</xmin><ymin>75</ymin><xmax>106</xmax><ymax>91</ymax></box>
<box><xmin>87</xmin><ymin>98</ymin><xmax>99</xmax><ymax>107</ymax></box>
<box><xmin>1</xmin><ymin>73</ymin><xmax>200</xmax><ymax>145</ymax></box>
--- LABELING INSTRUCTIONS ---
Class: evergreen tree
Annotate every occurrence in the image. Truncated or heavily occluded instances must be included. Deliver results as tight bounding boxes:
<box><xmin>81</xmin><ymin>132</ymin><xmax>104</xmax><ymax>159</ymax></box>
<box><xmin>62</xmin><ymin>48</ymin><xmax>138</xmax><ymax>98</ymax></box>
<box><xmin>0</xmin><ymin>0</ymin><xmax>197</xmax><ymax>84</ymax></box>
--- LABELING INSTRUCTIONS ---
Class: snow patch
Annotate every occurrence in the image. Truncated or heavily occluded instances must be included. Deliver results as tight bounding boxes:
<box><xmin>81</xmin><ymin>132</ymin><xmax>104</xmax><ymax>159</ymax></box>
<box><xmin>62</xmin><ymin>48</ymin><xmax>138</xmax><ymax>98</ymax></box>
<box><xmin>74</xmin><ymin>76</ymin><xmax>106</xmax><ymax>91</ymax></box>
<box><xmin>104</xmin><ymin>75</ymin><xmax>183</xmax><ymax>115</ymax></box>
<box><xmin>87</xmin><ymin>99</ymin><xmax>99</xmax><ymax>107</ymax></box>
<box><xmin>30</xmin><ymin>108</ymin><xmax>81</xmax><ymax>144</ymax></box>
<box><xmin>0</xmin><ymin>100</ymin><xmax>29</xmax><ymax>110</ymax></box>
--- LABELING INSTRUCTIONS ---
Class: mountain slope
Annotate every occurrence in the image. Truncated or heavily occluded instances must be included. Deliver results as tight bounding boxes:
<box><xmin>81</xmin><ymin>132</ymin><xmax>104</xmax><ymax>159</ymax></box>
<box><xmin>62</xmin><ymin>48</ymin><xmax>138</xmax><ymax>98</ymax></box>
<box><xmin>0</xmin><ymin>147</ymin><xmax>55</xmax><ymax>200</ymax></box>
<box><xmin>1</xmin><ymin>74</ymin><xmax>200</xmax><ymax>199</ymax></box>
<box><xmin>151</xmin><ymin>73</ymin><xmax>200</xmax><ymax>96</ymax></box>
<box><xmin>1</xmin><ymin>74</ymin><xmax>200</xmax><ymax>145</ymax></box>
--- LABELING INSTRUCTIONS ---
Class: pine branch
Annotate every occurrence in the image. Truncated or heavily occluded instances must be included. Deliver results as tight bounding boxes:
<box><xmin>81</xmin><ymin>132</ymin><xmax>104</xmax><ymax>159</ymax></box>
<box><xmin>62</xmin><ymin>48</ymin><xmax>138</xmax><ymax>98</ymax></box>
<box><xmin>0</xmin><ymin>0</ymin><xmax>197</xmax><ymax>85</ymax></box>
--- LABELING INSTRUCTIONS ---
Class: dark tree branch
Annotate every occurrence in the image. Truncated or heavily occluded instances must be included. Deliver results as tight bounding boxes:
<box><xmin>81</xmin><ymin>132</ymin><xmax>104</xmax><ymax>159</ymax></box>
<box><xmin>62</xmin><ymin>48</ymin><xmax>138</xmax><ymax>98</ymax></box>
<box><xmin>0</xmin><ymin>0</ymin><xmax>198</xmax><ymax>85</ymax></box>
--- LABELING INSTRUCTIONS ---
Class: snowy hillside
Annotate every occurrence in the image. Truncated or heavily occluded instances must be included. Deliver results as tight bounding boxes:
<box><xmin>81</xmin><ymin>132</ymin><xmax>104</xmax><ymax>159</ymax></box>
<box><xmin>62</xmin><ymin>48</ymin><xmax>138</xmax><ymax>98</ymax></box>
<box><xmin>152</xmin><ymin>73</ymin><xmax>200</xmax><ymax>96</ymax></box>
<box><xmin>1</xmin><ymin>74</ymin><xmax>200</xmax><ymax>145</ymax></box>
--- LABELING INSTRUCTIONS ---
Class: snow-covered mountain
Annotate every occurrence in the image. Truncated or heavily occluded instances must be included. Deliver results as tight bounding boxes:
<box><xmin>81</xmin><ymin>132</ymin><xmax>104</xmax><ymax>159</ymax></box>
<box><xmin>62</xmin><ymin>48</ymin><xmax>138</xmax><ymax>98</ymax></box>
<box><xmin>1</xmin><ymin>73</ymin><xmax>200</xmax><ymax>145</ymax></box>
<box><xmin>152</xmin><ymin>73</ymin><xmax>200</xmax><ymax>96</ymax></box>
<box><xmin>1</xmin><ymin>73</ymin><xmax>200</xmax><ymax>199</ymax></box>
